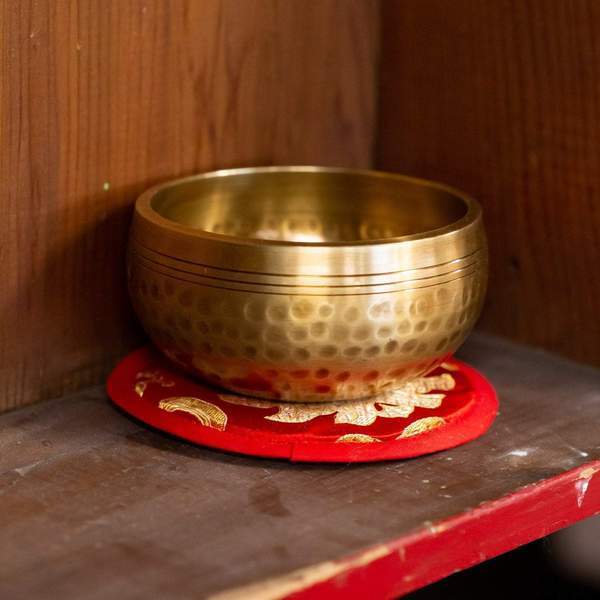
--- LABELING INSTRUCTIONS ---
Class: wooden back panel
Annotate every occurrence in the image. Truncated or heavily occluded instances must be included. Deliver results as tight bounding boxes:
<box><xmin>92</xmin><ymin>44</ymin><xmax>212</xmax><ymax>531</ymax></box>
<box><xmin>0</xmin><ymin>0</ymin><xmax>379</xmax><ymax>412</ymax></box>
<box><xmin>378</xmin><ymin>0</ymin><xmax>600</xmax><ymax>367</ymax></box>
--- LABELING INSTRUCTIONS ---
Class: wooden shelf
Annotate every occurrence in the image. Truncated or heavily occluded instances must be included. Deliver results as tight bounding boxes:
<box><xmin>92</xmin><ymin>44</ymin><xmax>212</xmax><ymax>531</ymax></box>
<box><xmin>1</xmin><ymin>333</ymin><xmax>599</xmax><ymax>599</ymax></box>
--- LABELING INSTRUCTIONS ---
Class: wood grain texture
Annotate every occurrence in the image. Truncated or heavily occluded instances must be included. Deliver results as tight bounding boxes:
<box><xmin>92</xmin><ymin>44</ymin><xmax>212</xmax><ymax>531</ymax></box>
<box><xmin>0</xmin><ymin>333</ymin><xmax>599</xmax><ymax>598</ymax></box>
<box><xmin>0</xmin><ymin>0</ymin><xmax>379</xmax><ymax>412</ymax></box>
<box><xmin>377</xmin><ymin>0</ymin><xmax>600</xmax><ymax>366</ymax></box>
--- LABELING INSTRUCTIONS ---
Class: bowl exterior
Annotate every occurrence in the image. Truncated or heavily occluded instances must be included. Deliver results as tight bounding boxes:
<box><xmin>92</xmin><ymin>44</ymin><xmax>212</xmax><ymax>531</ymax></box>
<box><xmin>128</xmin><ymin>247</ymin><xmax>487</xmax><ymax>401</ymax></box>
<box><xmin>128</xmin><ymin>167</ymin><xmax>487</xmax><ymax>402</ymax></box>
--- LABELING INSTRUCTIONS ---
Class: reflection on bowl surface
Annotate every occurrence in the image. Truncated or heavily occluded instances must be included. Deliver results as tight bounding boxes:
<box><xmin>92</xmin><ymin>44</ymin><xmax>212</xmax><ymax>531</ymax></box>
<box><xmin>129</xmin><ymin>167</ymin><xmax>487</xmax><ymax>402</ymax></box>
<box><xmin>152</xmin><ymin>168</ymin><xmax>467</xmax><ymax>242</ymax></box>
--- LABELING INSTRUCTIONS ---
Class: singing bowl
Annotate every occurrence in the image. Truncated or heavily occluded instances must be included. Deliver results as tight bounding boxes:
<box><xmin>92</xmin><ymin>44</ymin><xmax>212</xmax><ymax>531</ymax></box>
<box><xmin>128</xmin><ymin>167</ymin><xmax>487</xmax><ymax>402</ymax></box>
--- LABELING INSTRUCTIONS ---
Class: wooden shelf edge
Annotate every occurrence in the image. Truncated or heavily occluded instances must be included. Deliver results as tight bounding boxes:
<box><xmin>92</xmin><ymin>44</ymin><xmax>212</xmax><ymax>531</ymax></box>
<box><xmin>213</xmin><ymin>460</ymin><xmax>600</xmax><ymax>600</ymax></box>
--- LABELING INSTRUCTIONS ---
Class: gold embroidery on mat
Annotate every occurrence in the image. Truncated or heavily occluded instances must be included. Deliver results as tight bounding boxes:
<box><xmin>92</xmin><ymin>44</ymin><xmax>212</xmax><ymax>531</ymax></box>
<box><xmin>441</xmin><ymin>361</ymin><xmax>460</xmax><ymax>372</ymax></box>
<box><xmin>219</xmin><ymin>373</ymin><xmax>455</xmax><ymax>427</ymax></box>
<box><xmin>158</xmin><ymin>397</ymin><xmax>228</xmax><ymax>431</ymax></box>
<box><xmin>135</xmin><ymin>370</ymin><xmax>175</xmax><ymax>397</ymax></box>
<box><xmin>335</xmin><ymin>434</ymin><xmax>381</xmax><ymax>444</ymax></box>
<box><xmin>399</xmin><ymin>416</ymin><xmax>446</xmax><ymax>438</ymax></box>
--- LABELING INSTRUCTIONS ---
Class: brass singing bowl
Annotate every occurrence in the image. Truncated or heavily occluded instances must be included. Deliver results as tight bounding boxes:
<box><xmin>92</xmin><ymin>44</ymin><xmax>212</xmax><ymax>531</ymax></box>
<box><xmin>128</xmin><ymin>167</ymin><xmax>487</xmax><ymax>402</ymax></box>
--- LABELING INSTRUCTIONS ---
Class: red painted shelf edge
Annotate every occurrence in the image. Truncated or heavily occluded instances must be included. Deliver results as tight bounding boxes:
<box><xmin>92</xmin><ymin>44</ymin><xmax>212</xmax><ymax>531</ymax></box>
<box><xmin>289</xmin><ymin>460</ymin><xmax>600</xmax><ymax>600</ymax></box>
<box><xmin>214</xmin><ymin>461</ymin><xmax>600</xmax><ymax>600</ymax></box>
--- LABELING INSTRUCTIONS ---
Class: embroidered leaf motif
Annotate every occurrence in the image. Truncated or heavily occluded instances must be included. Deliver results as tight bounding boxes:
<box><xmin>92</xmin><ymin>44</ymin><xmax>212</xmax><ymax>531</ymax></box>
<box><xmin>399</xmin><ymin>416</ymin><xmax>446</xmax><ymax>438</ymax></box>
<box><xmin>219</xmin><ymin>373</ymin><xmax>455</xmax><ymax>427</ymax></box>
<box><xmin>441</xmin><ymin>361</ymin><xmax>460</xmax><ymax>372</ymax></box>
<box><xmin>335</xmin><ymin>434</ymin><xmax>381</xmax><ymax>443</ymax></box>
<box><xmin>158</xmin><ymin>397</ymin><xmax>227</xmax><ymax>431</ymax></box>
<box><xmin>135</xmin><ymin>370</ymin><xmax>175</xmax><ymax>397</ymax></box>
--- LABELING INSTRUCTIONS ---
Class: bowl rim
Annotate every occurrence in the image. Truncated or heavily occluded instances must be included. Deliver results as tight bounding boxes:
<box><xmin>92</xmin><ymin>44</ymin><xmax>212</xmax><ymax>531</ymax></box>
<box><xmin>135</xmin><ymin>166</ymin><xmax>481</xmax><ymax>249</ymax></box>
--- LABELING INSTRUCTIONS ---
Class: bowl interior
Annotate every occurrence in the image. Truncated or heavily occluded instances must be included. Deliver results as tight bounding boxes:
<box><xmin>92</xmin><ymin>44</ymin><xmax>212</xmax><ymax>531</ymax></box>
<box><xmin>150</xmin><ymin>170</ymin><xmax>468</xmax><ymax>243</ymax></box>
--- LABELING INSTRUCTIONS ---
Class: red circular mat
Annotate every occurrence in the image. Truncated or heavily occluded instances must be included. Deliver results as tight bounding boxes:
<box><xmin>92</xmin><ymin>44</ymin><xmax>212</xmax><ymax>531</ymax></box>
<box><xmin>107</xmin><ymin>347</ymin><xmax>498</xmax><ymax>463</ymax></box>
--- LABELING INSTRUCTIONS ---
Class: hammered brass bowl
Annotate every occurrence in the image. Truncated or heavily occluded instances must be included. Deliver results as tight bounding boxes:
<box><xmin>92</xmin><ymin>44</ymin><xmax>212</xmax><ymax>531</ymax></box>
<box><xmin>128</xmin><ymin>167</ymin><xmax>487</xmax><ymax>402</ymax></box>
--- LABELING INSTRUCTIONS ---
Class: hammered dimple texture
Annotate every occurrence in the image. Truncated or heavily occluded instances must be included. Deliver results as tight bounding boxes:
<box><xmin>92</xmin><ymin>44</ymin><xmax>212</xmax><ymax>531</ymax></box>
<box><xmin>129</xmin><ymin>258</ymin><xmax>487</xmax><ymax>401</ymax></box>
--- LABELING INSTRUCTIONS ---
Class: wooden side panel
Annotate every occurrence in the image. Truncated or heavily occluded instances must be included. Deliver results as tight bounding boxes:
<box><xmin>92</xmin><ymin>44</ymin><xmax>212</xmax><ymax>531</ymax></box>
<box><xmin>0</xmin><ymin>0</ymin><xmax>379</xmax><ymax>412</ymax></box>
<box><xmin>377</xmin><ymin>0</ymin><xmax>600</xmax><ymax>366</ymax></box>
